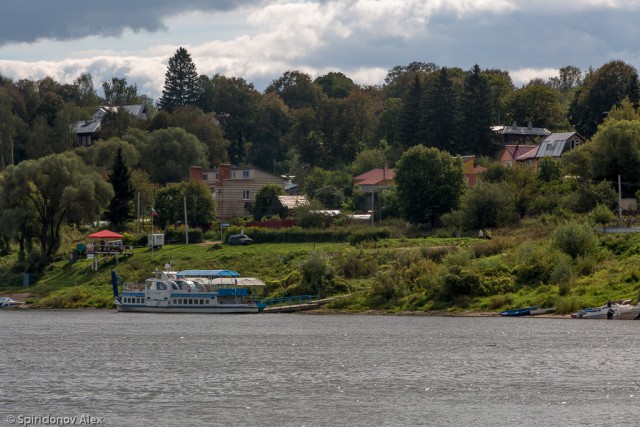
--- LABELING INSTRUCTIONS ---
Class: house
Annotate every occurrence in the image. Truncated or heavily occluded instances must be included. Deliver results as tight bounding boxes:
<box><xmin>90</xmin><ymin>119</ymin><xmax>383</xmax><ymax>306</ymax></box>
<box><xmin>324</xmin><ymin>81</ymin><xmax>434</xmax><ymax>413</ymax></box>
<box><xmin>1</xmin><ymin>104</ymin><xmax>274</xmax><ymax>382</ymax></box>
<box><xmin>515</xmin><ymin>132</ymin><xmax>585</xmax><ymax>171</ymax></box>
<box><xmin>354</xmin><ymin>167</ymin><xmax>395</xmax><ymax>213</ymax></box>
<box><xmin>275</xmin><ymin>195</ymin><xmax>309</xmax><ymax>218</ymax></box>
<box><xmin>491</xmin><ymin>122</ymin><xmax>551</xmax><ymax>145</ymax></box>
<box><xmin>190</xmin><ymin>164</ymin><xmax>292</xmax><ymax>219</ymax></box>
<box><xmin>72</xmin><ymin>104</ymin><xmax>150</xmax><ymax>147</ymax></box>
<box><xmin>461</xmin><ymin>156</ymin><xmax>486</xmax><ymax>187</ymax></box>
<box><xmin>497</xmin><ymin>144</ymin><xmax>538</xmax><ymax>167</ymax></box>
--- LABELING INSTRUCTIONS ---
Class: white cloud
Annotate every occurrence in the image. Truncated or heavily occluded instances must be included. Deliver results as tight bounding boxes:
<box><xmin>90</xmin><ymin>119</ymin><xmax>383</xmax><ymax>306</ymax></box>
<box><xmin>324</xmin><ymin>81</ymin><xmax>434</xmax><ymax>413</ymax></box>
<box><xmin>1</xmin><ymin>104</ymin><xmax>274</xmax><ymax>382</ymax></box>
<box><xmin>508</xmin><ymin>67</ymin><xmax>560</xmax><ymax>86</ymax></box>
<box><xmin>1</xmin><ymin>0</ymin><xmax>640</xmax><ymax>99</ymax></box>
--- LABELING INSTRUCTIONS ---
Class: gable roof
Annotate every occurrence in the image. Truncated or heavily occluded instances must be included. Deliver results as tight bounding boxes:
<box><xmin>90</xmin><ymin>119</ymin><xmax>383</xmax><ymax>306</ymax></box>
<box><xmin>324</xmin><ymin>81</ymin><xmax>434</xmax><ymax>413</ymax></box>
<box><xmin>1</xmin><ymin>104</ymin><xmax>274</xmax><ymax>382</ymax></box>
<box><xmin>74</xmin><ymin>120</ymin><xmax>101</xmax><ymax>134</ymax></box>
<box><xmin>354</xmin><ymin>168</ymin><xmax>395</xmax><ymax>186</ymax></box>
<box><xmin>517</xmin><ymin>132</ymin><xmax>584</xmax><ymax>159</ymax></box>
<box><xmin>501</xmin><ymin>144</ymin><xmax>538</xmax><ymax>161</ymax></box>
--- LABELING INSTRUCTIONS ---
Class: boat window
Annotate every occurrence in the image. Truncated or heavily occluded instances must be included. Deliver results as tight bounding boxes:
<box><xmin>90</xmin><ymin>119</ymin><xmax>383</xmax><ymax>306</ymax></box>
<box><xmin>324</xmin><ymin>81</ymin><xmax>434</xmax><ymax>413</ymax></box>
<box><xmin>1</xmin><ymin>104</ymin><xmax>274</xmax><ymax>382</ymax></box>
<box><xmin>157</xmin><ymin>282</ymin><xmax>167</xmax><ymax>290</ymax></box>
<box><xmin>171</xmin><ymin>283</ymin><xmax>179</xmax><ymax>290</ymax></box>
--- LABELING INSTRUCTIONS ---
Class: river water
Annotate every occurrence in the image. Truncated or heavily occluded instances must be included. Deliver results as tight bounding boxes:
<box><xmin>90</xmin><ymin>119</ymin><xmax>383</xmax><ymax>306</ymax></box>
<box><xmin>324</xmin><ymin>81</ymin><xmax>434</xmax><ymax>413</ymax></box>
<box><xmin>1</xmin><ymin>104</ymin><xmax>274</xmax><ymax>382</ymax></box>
<box><xmin>1</xmin><ymin>310</ymin><xmax>639</xmax><ymax>426</ymax></box>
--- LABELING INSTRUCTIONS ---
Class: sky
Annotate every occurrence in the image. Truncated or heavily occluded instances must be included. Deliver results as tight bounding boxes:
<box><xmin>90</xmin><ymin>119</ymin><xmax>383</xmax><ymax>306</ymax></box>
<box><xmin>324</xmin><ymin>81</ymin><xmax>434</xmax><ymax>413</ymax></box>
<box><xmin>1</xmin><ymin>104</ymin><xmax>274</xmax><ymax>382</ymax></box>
<box><xmin>1</xmin><ymin>0</ymin><xmax>639</xmax><ymax>102</ymax></box>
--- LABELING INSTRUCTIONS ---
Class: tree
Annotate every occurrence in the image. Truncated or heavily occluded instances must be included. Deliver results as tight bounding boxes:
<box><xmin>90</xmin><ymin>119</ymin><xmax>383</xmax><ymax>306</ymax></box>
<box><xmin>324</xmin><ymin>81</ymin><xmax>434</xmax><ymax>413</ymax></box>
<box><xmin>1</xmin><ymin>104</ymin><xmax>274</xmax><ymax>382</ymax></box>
<box><xmin>265</xmin><ymin>70</ymin><xmax>323</xmax><ymax>110</ymax></box>
<box><xmin>158</xmin><ymin>47</ymin><xmax>201</xmax><ymax>112</ymax></box>
<box><xmin>457</xmin><ymin>181</ymin><xmax>519</xmax><ymax>229</ymax></box>
<box><xmin>458</xmin><ymin>65</ymin><xmax>495</xmax><ymax>156</ymax></box>
<box><xmin>383</xmin><ymin>61</ymin><xmax>439</xmax><ymax>98</ymax></box>
<box><xmin>314</xmin><ymin>72</ymin><xmax>355</xmax><ymax>99</ymax></box>
<box><xmin>160</xmin><ymin>107</ymin><xmax>230</xmax><ymax>167</ymax></box>
<box><xmin>399</xmin><ymin>75</ymin><xmax>423</xmax><ymax>149</ymax></box>
<box><xmin>394</xmin><ymin>145</ymin><xmax>465</xmax><ymax>225</ymax></box>
<box><xmin>247</xmin><ymin>93</ymin><xmax>291</xmax><ymax>172</ymax></box>
<box><xmin>135</xmin><ymin>127</ymin><xmax>208</xmax><ymax>185</ymax></box>
<box><xmin>351</xmin><ymin>148</ymin><xmax>387</xmax><ymax>175</ymax></box>
<box><xmin>549</xmin><ymin>66</ymin><xmax>583</xmax><ymax>92</ymax></box>
<box><xmin>420</xmin><ymin>68</ymin><xmax>459</xmax><ymax>153</ymax></box>
<box><xmin>568</xmin><ymin>60</ymin><xmax>640</xmax><ymax>138</ymax></box>
<box><xmin>0</xmin><ymin>152</ymin><xmax>113</xmax><ymax>272</ymax></box>
<box><xmin>315</xmin><ymin>185</ymin><xmax>344</xmax><ymax>209</ymax></box>
<box><xmin>105</xmin><ymin>147</ymin><xmax>135</xmax><ymax>229</ymax></box>
<box><xmin>102</xmin><ymin>77</ymin><xmax>139</xmax><ymax>106</ymax></box>
<box><xmin>537</xmin><ymin>157</ymin><xmax>562</xmax><ymax>183</ymax></box>
<box><xmin>505</xmin><ymin>81</ymin><xmax>566</xmax><ymax>130</ymax></box>
<box><xmin>588</xmin><ymin>119</ymin><xmax>640</xmax><ymax>196</ymax></box>
<box><xmin>253</xmin><ymin>184</ymin><xmax>285</xmax><ymax>220</ymax></box>
<box><xmin>199</xmin><ymin>74</ymin><xmax>260</xmax><ymax>164</ymax></box>
<box><xmin>155</xmin><ymin>181</ymin><xmax>215</xmax><ymax>228</ymax></box>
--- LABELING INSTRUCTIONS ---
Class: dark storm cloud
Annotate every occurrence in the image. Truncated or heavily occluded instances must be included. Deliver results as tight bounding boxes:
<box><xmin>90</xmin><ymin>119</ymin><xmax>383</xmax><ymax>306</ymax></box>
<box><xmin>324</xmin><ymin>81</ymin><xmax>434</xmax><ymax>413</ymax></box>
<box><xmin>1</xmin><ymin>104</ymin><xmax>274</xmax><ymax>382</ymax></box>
<box><xmin>0</xmin><ymin>0</ymin><xmax>258</xmax><ymax>46</ymax></box>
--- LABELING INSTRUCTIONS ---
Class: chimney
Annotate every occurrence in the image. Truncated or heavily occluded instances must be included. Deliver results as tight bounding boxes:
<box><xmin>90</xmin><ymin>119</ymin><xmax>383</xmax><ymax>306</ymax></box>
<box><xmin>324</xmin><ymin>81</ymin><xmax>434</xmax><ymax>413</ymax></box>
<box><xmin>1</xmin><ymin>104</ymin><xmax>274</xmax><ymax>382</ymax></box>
<box><xmin>528</xmin><ymin>122</ymin><xmax>533</xmax><ymax>130</ymax></box>
<box><xmin>189</xmin><ymin>166</ymin><xmax>203</xmax><ymax>182</ymax></box>
<box><xmin>218</xmin><ymin>164</ymin><xmax>231</xmax><ymax>181</ymax></box>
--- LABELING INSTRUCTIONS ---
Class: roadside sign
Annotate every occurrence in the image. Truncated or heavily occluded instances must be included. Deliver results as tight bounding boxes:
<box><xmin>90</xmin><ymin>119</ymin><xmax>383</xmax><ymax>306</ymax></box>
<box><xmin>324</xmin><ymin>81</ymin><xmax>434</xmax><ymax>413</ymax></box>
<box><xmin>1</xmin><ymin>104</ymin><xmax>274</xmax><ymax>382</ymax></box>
<box><xmin>220</xmin><ymin>223</ymin><xmax>230</xmax><ymax>228</ymax></box>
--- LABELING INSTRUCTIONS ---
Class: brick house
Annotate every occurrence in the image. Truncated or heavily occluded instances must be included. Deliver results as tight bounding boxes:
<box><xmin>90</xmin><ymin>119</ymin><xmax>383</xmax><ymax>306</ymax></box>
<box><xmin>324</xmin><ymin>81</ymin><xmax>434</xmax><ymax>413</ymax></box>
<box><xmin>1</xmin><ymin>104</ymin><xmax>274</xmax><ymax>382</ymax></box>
<box><xmin>190</xmin><ymin>164</ymin><xmax>291</xmax><ymax>219</ymax></box>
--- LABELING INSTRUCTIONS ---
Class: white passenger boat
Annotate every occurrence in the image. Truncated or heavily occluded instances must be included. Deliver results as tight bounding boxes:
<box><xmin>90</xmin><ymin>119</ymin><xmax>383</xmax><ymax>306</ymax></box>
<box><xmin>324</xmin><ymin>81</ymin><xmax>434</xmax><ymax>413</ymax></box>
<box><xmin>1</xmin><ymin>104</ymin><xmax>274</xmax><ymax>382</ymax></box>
<box><xmin>112</xmin><ymin>269</ymin><xmax>266</xmax><ymax>314</ymax></box>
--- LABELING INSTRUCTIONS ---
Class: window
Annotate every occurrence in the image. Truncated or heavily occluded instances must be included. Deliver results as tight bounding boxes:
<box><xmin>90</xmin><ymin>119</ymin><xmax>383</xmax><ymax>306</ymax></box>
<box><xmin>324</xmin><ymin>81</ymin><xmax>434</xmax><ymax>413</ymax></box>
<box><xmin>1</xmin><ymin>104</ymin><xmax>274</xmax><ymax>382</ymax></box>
<box><xmin>231</xmin><ymin>171</ymin><xmax>236</xmax><ymax>178</ymax></box>
<box><xmin>202</xmin><ymin>173</ymin><xmax>208</xmax><ymax>180</ymax></box>
<box><xmin>242</xmin><ymin>170</ymin><xmax>250</xmax><ymax>178</ymax></box>
<box><xmin>242</xmin><ymin>190</ymin><xmax>250</xmax><ymax>200</ymax></box>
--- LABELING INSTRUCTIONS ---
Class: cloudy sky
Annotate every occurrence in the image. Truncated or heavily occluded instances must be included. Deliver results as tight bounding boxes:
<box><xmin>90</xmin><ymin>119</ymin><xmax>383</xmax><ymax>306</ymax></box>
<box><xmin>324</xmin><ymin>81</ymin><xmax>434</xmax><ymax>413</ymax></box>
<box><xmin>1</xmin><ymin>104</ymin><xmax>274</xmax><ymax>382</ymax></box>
<box><xmin>1</xmin><ymin>0</ymin><xmax>639</xmax><ymax>101</ymax></box>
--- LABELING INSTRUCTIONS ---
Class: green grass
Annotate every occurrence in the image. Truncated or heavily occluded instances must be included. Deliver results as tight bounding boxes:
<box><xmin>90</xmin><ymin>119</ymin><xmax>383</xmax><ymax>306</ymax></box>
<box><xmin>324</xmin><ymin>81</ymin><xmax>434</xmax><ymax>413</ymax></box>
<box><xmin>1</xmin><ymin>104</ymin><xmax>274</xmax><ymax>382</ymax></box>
<box><xmin>3</xmin><ymin>221</ymin><xmax>640</xmax><ymax>313</ymax></box>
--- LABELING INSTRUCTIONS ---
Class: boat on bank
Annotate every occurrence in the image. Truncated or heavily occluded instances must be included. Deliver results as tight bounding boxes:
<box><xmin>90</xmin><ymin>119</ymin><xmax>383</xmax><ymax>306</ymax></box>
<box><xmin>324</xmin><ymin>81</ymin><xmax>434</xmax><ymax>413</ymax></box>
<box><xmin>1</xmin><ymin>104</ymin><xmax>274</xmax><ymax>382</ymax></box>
<box><xmin>499</xmin><ymin>306</ymin><xmax>539</xmax><ymax>317</ymax></box>
<box><xmin>0</xmin><ymin>297</ymin><xmax>24</xmax><ymax>308</ymax></box>
<box><xmin>572</xmin><ymin>300</ymin><xmax>633</xmax><ymax>319</ymax></box>
<box><xmin>112</xmin><ymin>269</ymin><xmax>266</xmax><ymax>314</ymax></box>
<box><xmin>612</xmin><ymin>303</ymin><xmax>640</xmax><ymax>320</ymax></box>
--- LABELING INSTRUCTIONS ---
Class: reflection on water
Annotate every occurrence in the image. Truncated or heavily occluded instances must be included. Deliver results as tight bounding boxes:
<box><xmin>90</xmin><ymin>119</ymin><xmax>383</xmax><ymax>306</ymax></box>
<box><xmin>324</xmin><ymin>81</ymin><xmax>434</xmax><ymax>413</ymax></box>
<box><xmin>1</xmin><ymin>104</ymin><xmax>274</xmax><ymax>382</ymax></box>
<box><xmin>2</xmin><ymin>310</ymin><xmax>640</xmax><ymax>426</ymax></box>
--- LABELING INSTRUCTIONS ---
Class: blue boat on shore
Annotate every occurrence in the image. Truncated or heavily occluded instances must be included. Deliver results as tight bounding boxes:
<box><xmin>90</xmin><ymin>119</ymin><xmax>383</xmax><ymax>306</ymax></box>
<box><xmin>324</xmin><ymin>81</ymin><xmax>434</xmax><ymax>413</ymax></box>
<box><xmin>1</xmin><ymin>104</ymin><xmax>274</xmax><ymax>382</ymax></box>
<box><xmin>499</xmin><ymin>306</ymin><xmax>539</xmax><ymax>317</ymax></box>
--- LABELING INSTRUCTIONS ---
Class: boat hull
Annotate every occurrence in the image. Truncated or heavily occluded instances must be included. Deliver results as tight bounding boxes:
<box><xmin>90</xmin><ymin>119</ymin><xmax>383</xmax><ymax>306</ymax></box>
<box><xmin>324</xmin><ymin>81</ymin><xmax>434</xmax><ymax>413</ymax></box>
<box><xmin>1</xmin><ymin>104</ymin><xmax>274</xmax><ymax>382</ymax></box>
<box><xmin>116</xmin><ymin>304</ymin><xmax>259</xmax><ymax>314</ymax></box>
<box><xmin>613</xmin><ymin>307</ymin><xmax>640</xmax><ymax>320</ymax></box>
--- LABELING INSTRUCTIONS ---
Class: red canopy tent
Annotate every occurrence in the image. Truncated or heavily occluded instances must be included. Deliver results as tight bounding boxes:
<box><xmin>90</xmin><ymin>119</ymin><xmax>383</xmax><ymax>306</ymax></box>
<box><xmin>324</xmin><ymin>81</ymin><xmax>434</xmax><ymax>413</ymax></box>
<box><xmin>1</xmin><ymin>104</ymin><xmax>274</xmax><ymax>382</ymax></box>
<box><xmin>87</xmin><ymin>230</ymin><xmax>124</xmax><ymax>239</ymax></box>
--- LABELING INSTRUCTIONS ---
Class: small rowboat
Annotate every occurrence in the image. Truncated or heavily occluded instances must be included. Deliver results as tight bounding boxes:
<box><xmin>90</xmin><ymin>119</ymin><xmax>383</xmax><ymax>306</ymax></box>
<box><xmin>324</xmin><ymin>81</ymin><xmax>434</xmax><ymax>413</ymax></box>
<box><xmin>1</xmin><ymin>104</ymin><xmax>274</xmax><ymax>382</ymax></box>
<box><xmin>499</xmin><ymin>306</ymin><xmax>539</xmax><ymax>317</ymax></box>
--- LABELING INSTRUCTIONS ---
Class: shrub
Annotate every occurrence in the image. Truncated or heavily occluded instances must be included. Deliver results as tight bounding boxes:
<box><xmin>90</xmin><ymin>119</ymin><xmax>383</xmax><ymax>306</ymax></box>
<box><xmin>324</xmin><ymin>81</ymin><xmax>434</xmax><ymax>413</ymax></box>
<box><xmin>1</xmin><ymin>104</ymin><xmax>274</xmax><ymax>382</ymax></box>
<box><xmin>552</xmin><ymin>222</ymin><xmax>599</xmax><ymax>259</ymax></box>
<box><xmin>513</xmin><ymin>241</ymin><xmax>559</xmax><ymax>286</ymax></box>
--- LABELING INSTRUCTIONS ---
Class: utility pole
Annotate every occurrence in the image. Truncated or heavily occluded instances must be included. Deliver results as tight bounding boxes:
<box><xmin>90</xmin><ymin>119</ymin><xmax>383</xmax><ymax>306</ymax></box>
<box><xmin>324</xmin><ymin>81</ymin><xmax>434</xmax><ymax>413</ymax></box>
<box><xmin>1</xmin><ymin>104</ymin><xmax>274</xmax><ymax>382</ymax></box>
<box><xmin>618</xmin><ymin>174</ymin><xmax>623</xmax><ymax>227</ymax></box>
<box><xmin>184</xmin><ymin>195</ymin><xmax>189</xmax><ymax>245</ymax></box>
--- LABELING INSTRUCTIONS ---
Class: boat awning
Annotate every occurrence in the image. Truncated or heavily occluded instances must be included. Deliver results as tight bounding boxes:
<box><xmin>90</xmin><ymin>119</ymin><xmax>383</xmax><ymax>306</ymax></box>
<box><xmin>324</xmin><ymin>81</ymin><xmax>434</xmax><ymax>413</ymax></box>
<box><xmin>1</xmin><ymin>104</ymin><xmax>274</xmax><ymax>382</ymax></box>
<box><xmin>176</xmin><ymin>269</ymin><xmax>240</xmax><ymax>278</ymax></box>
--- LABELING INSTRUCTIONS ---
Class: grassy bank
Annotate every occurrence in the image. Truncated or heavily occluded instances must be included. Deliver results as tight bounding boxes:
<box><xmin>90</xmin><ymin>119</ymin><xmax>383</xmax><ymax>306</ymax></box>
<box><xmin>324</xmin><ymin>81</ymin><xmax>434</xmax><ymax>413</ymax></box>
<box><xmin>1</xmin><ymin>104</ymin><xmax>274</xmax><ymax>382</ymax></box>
<box><xmin>2</xmin><ymin>219</ymin><xmax>640</xmax><ymax>313</ymax></box>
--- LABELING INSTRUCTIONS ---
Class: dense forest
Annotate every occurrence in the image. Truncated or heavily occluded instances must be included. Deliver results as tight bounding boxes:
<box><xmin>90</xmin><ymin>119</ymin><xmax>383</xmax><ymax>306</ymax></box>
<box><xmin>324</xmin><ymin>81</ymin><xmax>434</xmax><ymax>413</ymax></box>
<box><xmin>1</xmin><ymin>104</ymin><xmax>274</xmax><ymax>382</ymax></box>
<box><xmin>2</xmin><ymin>47</ymin><xmax>640</xmax><ymax>274</ymax></box>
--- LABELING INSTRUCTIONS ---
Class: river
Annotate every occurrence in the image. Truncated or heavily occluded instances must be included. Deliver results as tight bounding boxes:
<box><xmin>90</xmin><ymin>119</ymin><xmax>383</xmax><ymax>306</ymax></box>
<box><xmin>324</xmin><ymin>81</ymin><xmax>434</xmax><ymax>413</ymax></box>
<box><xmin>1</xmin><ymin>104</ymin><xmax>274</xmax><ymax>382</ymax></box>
<box><xmin>1</xmin><ymin>310</ymin><xmax>639</xmax><ymax>426</ymax></box>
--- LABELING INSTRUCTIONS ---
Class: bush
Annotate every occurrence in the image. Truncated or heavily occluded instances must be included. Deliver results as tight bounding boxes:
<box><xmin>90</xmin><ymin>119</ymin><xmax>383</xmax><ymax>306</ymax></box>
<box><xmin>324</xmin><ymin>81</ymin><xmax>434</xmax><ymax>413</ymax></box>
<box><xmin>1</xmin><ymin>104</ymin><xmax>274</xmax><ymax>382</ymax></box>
<box><xmin>552</xmin><ymin>222</ymin><xmax>599</xmax><ymax>259</ymax></box>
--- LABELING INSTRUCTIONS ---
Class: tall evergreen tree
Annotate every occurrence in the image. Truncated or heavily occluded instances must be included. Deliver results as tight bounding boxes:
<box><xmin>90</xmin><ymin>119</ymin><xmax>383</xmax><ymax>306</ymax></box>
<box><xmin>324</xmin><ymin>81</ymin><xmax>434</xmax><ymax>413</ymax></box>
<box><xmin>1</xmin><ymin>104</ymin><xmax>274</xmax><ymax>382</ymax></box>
<box><xmin>399</xmin><ymin>75</ymin><xmax>423</xmax><ymax>149</ymax></box>
<box><xmin>106</xmin><ymin>148</ymin><xmax>135</xmax><ymax>228</ymax></box>
<box><xmin>420</xmin><ymin>68</ymin><xmax>458</xmax><ymax>153</ymax></box>
<box><xmin>459</xmin><ymin>64</ymin><xmax>495</xmax><ymax>156</ymax></box>
<box><xmin>158</xmin><ymin>47</ymin><xmax>201</xmax><ymax>112</ymax></box>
